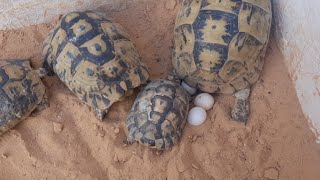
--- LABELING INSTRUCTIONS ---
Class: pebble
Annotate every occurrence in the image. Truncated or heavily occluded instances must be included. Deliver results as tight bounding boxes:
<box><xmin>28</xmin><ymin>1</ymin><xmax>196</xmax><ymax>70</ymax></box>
<box><xmin>192</xmin><ymin>163</ymin><xmax>200</xmax><ymax>170</ymax></box>
<box><xmin>165</xmin><ymin>0</ymin><xmax>177</xmax><ymax>11</ymax></box>
<box><xmin>113</xmin><ymin>127</ymin><xmax>120</xmax><ymax>134</ymax></box>
<box><xmin>93</xmin><ymin>123</ymin><xmax>99</xmax><ymax>130</ymax></box>
<box><xmin>113</xmin><ymin>156</ymin><xmax>119</xmax><ymax>162</ymax></box>
<box><xmin>2</xmin><ymin>153</ymin><xmax>8</xmax><ymax>159</ymax></box>
<box><xmin>156</xmin><ymin>150</ymin><xmax>163</xmax><ymax>156</ymax></box>
<box><xmin>175</xmin><ymin>158</ymin><xmax>186</xmax><ymax>173</ymax></box>
<box><xmin>53</xmin><ymin>122</ymin><xmax>63</xmax><ymax>133</ymax></box>
<box><xmin>192</xmin><ymin>135</ymin><xmax>198</xmax><ymax>142</ymax></box>
<box><xmin>98</xmin><ymin>128</ymin><xmax>106</xmax><ymax>137</ymax></box>
<box><xmin>264</xmin><ymin>168</ymin><xmax>279</xmax><ymax>180</ymax></box>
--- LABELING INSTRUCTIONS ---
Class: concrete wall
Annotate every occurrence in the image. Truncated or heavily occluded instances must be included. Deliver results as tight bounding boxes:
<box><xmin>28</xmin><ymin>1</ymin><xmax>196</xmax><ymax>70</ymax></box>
<box><xmin>1</xmin><ymin>0</ymin><xmax>320</xmax><ymax>141</ymax></box>
<box><xmin>273</xmin><ymin>0</ymin><xmax>320</xmax><ymax>142</ymax></box>
<box><xmin>0</xmin><ymin>0</ymin><xmax>128</xmax><ymax>30</ymax></box>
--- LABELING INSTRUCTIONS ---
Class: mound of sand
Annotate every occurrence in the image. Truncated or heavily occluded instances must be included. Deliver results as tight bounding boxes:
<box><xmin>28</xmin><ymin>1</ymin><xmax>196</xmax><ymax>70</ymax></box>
<box><xmin>1</xmin><ymin>1</ymin><xmax>320</xmax><ymax>179</ymax></box>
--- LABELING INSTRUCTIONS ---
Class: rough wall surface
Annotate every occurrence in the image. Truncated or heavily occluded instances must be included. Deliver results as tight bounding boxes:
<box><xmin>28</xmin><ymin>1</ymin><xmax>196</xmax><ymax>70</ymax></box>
<box><xmin>0</xmin><ymin>0</ymin><xmax>128</xmax><ymax>30</ymax></box>
<box><xmin>273</xmin><ymin>0</ymin><xmax>320</xmax><ymax>141</ymax></box>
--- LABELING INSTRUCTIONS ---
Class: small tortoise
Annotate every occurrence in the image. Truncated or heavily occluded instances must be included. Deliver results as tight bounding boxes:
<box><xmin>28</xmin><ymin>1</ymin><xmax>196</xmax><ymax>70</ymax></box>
<box><xmin>126</xmin><ymin>80</ymin><xmax>190</xmax><ymax>150</ymax></box>
<box><xmin>43</xmin><ymin>11</ymin><xmax>149</xmax><ymax>120</ymax></box>
<box><xmin>0</xmin><ymin>59</ymin><xmax>47</xmax><ymax>135</ymax></box>
<box><xmin>173</xmin><ymin>0</ymin><xmax>272</xmax><ymax>123</ymax></box>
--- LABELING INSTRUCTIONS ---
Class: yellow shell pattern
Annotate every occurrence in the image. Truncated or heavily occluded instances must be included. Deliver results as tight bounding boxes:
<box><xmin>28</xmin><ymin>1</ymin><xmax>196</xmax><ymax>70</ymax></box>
<box><xmin>173</xmin><ymin>0</ymin><xmax>272</xmax><ymax>94</ymax></box>
<box><xmin>126</xmin><ymin>80</ymin><xmax>190</xmax><ymax>150</ymax></box>
<box><xmin>43</xmin><ymin>11</ymin><xmax>149</xmax><ymax>111</ymax></box>
<box><xmin>0</xmin><ymin>60</ymin><xmax>45</xmax><ymax>135</ymax></box>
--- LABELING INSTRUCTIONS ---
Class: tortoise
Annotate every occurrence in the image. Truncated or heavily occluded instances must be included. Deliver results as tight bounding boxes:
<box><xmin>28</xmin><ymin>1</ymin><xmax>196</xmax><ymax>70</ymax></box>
<box><xmin>172</xmin><ymin>0</ymin><xmax>272</xmax><ymax>123</ymax></box>
<box><xmin>126</xmin><ymin>79</ymin><xmax>190</xmax><ymax>150</ymax></box>
<box><xmin>42</xmin><ymin>11</ymin><xmax>149</xmax><ymax>120</ymax></box>
<box><xmin>0</xmin><ymin>59</ymin><xmax>47</xmax><ymax>135</ymax></box>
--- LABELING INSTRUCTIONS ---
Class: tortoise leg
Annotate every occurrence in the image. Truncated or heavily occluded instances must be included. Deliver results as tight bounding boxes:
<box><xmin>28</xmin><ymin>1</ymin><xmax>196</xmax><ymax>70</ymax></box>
<box><xmin>231</xmin><ymin>88</ymin><xmax>250</xmax><ymax>124</ymax></box>
<box><xmin>126</xmin><ymin>136</ymin><xmax>135</xmax><ymax>145</ymax></box>
<box><xmin>167</xmin><ymin>70</ymin><xmax>181</xmax><ymax>84</ymax></box>
<box><xmin>34</xmin><ymin>93</ymin><xmax>49</xmax><ymax>112</ymax></box>
<box><xmin>42</xmin><ymin>61</ymin><xmax>55</xmax><ymax>76</ymax></box>
<box><xmin>119</xmin><ymin>89</ymin><xmax>134</xmax><ymax>101</ymax></box>
<box><xmin>35</xmin><ymin>68</ymin><xmax>48</xmax><ymax>78</ymax></box>
<box><xmin>94</xmin><ymin>108</ymin><xmax>106</xmax><ymax>121</ymax></box>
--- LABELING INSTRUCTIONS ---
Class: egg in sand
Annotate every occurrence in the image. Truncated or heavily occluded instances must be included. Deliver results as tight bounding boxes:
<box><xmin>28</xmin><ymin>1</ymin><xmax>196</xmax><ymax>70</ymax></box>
<box><xmin>194</xmin><ymin>93</ymin><xmax>215</xmax><ymax>110</ymax></box>
<box><xmin>187</xmin><ymin>107</ymin><xmax>207</xmax><ymax>126</ymax></box>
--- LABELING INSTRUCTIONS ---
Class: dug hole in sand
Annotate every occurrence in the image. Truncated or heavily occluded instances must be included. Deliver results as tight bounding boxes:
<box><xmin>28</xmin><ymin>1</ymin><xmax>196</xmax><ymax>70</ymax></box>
<box><xmin>1</xmin><ymin>1</ymin><xmax>320</xmax><ymax>180</ymax></box>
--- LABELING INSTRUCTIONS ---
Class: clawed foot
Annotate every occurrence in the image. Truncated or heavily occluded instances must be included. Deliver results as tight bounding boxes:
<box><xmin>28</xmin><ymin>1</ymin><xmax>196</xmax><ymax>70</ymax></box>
<box><xmin>125</xmin><ymin>137</ymin><xmax>135</xmax><ymax>145</ymax></box>
<box><xmin>167</xmin><ymin>70</ymin><xmax>181</xmax><ymax>84</ymax></box>
<box><xmin>231</xmin><ymin>88</ymin><xmax>250</xmax><ymax>124</ymax></box>
<box><xmin>33</xmin><ymin>93</ymin><xmax>49</xmax><ymax>114</ymax></box>
<box><xmin>94</xmin><ymin>108</ymin><xmax>107</xmax><ymax>121</ymax></box>
<box><xmin>35</xmin><ymin>68</ymin><xmax>48</xmax><ymax>78</ymax></box>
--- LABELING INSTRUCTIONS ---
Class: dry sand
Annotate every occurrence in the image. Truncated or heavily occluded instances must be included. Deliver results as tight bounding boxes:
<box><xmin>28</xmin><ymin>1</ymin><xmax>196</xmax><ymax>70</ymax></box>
<box><xmin>1</xmin><ymin>1</ymin><xmax>320</xmax><ymax>179</ymax></box>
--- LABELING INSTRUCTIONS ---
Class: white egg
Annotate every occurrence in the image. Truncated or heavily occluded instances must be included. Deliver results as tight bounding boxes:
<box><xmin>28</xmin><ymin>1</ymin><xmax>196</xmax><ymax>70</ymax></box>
<box><xmin>188</xmin><ymin>107</ymin><xmax>207</xmax><ymax>126</ymax></box>
<box><xmin>181</xmin><ymin>81</ymin><xmax>197</xmax><ymax>95</ymax></box>
<box><xmin>194</xmin><ymin>93</ymin><xmax>215</xmax><ymax>110</ymax></box>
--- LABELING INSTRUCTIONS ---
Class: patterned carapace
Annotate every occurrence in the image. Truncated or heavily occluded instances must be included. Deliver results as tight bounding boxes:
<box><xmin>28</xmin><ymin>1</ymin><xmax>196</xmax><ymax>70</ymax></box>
<box><xmin>126</xmin><ymin>80</ymin><xmax>190</xmax><ymax>150</ymax></box>
<box><xmin>43</xmin><ymin>11</ymin><xmax>149</xmax><ymax>115</ymax></box>
<box><xmin>173</xmin><ymin>0</ymin><xmax>272</xmax><ymax>94</ymax></box>
<box><xmin>0</xmin><ymin>59</ymin><xmax>46</xmax><ymax>135</ymax></box>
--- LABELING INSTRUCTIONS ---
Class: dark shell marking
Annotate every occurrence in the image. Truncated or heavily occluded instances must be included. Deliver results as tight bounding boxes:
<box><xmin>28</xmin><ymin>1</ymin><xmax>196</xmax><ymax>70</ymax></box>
<box><xmin>173</xmin><ymin>0</ymin><xmax>272</xmax><ymax>94</ymax></box>
<box><xmin>0</xmin><ymin>59</ymin><xmax>45</xmax><ymax>135</ymax></box>
<box><xmin>43</xmin><ymin>11</ymin><xmax>149</xmax><ymax>112</ymax></box>
<box><xmin>126</xmin><ymin>80</ymin><xmax>190</xmax><ymax>150</ymax></box>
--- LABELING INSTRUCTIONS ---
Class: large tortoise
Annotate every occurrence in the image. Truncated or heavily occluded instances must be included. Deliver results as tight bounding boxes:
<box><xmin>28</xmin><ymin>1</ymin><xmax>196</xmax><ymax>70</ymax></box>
<box><xmin>43</xmin><ymin>11</ymin><xmax>149</xmax><ymax>120</ymax></box>
<box><xmin>173</xmin><ymin>0</ymin><xmax>272</xmax><ymax>123</ymax></box>
<box><xmin>126</xmin><ymin>80</ymin><xmax>190</xmax><ymax>150</ymax></box>
<box><xmin>0</xmin><ymin>59</ymin><xmax>47</xmax><ymax>135</ymax></box>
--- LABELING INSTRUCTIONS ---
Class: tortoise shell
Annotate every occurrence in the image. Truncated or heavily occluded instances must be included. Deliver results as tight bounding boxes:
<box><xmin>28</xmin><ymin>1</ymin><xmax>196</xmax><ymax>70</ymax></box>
<box><xmin>0</xmin><ymin>59</ymin><xmax>46</xmax><ymax>135</ymax></box>
<box><xmin>126</xmin><ymin>80</ymin><xmax>190</xmax><ymax>150</ymax></box>
<box><xmin>43</xmin><ymin>11</ymin><xmax>149</xmax><ymax>117</ymax></box>
<box><xmin>173</xmin><ymin>0</ymin><xmax>272</xmax><ymax>94</ymax></box>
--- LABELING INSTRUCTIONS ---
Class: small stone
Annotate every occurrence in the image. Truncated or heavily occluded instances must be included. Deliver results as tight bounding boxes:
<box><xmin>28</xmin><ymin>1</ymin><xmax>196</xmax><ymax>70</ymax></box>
<box><xmin>175</xmin><ymin>158</ymin><xmax>187</xmax><ymax>173</ymax></box>
<box><xmin>2</xmin><ymin>153</ymin><xmax>8</xmax><ymax>159</ymax></box>
<box><xmin>113</xmin><ymin>127</ymin><xmax>120</xmax><ymax>134</ymax></box>
<box><xmin>237</xmin><ymin>141</ymin><xmax>244</xmax><ymax>147</ymax></box>
<box><xmin>98</xmin><ymin>129</ymin><xmax>105</xmax><ymax>137</ymax></box>
<box><xmin>192</xmin><ymin>163</ymin><xmax>200</xmax><ymax>170</ymax></box>
<box><xmin>192</xmin><ymin>135</ymin><xmax>198</xmax><ymax>142</ymax></box>
<box><xmin>53</xmin><ymin>122</ymin><xmax>63</xmax><ymax>133</ymax></box>
<box><xmin>113</xmin><ymin>156</ymin><xmax>119</xmax><ymax>162</ymax></box>
<box><xmin>146</xmin><ymin>5</ymin><xmax>151</xmax><ymax>12</ymax></box>
<box><xmin>259</xmin><ymin>138</ymin><xmax>266</xmax><ymax>145</ymax></box>
<box><xmin>156</xmin><ymin>150</ymin><xmax>163</xmax><ymax>156</ymax></box>
<box><xmin>165</xmin><ymin>0</ymin><xmax>177</xmax><ymax>11</ymax></box>
<box><xmin>264</xmin><ymin>168</ymin><xmax>279</xmax><ymax>180</ymax></box>
<box><xmin>93</xmin><ymin>123</ymin><xmax>99</xmax><ymax>130</ymax></box>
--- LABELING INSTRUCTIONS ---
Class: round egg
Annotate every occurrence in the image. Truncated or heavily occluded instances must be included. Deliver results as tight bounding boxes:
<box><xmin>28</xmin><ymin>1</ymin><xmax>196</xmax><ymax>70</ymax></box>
<box><xmin>181</xmin><ymin>81</ymin><xmax>197</xmax><ymax>95</ymax></box>
<box><xmin>194</xmin><ymin>93</ymin><xmax>215</xmax><ymax>110</ymax></box>
<box><xmin>187</xmin><ymin>107</ymin><xmax>207</xmax><ymax>126</ymax></box>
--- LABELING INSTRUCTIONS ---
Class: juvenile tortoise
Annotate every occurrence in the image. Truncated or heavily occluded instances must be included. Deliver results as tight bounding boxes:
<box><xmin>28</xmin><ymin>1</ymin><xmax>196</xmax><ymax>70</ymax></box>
<box><xmin>0</xmin><ymin>59</ymin><xmax>47</xmax><ymax>135</ymax></box>
<box><xmin>126</xmin><ymin>80</ymin><xmax>190</xmax><ymax>150</ymax></box>
<box><xmin>173</xmin><ymin>0</ymin><xmax>272</xmax><ymax>123</ymax></box>
<box><xmin>43</xmin><ymin>11</ymin><xmax>149</xmax><ymax>120</ymax></box>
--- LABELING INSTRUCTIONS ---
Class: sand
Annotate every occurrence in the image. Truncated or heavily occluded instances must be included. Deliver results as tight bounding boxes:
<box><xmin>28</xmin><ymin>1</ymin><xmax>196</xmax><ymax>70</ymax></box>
<box><xmin>1</xmin><ymin>1</ymin><xmax>320</xmax><ymax>179</ymax></box>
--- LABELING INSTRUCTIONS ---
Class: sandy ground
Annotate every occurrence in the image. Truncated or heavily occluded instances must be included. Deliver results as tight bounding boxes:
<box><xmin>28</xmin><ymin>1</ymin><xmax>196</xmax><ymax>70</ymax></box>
<box><xmin>1</xmin><ymin>1</ymin><xmax>320</xmax><ymax>180</ymax></box>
